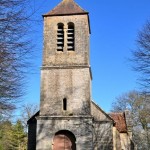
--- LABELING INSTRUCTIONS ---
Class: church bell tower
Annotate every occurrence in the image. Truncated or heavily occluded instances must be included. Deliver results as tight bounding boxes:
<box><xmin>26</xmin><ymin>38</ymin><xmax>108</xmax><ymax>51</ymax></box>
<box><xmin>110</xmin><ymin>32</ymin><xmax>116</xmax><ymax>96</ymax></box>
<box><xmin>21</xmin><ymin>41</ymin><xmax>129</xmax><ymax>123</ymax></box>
<box><xmin>36</xmin><ymin>0</ymin><xmax>93</xmax><ymax>149</ymax></box>
<box><xmin>40</xmin><ymin>0</ymin><xmax>91</xmax><ymax>116</ymax></box>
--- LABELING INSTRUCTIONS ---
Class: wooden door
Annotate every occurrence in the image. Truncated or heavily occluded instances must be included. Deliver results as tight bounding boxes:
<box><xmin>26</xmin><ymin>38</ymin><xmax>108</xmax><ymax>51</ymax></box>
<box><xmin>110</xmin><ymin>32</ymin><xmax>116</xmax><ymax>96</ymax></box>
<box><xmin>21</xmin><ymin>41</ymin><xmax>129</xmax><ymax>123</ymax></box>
<box><xmin>53</xmin><ymin>130</ymin><xmax>76</xmax><ymax>150</ymax></box>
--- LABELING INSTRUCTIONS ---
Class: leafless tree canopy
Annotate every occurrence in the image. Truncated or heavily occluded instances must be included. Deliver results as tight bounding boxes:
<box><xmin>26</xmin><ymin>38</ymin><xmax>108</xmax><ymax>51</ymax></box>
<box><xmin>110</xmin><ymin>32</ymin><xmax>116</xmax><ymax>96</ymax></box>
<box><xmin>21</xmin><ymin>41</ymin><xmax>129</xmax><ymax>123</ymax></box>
<box><xmin>132</xmin><ymin>20</ymin><xmax>150</xmax><ymax>91</ymax></box>
<box><xmin>111</xmin><ymin>91</ymin><xmax>150</xmax><ymax>150</ymax></box>
<box><xmin>21</xmin><ymin>104</ymin><xmax>39</xmax><ymax>131</ymax></box>
<box><xmin>0</xmin><ymin>0</ymin><xmax>34</xmax><ymax>116</ymax></box>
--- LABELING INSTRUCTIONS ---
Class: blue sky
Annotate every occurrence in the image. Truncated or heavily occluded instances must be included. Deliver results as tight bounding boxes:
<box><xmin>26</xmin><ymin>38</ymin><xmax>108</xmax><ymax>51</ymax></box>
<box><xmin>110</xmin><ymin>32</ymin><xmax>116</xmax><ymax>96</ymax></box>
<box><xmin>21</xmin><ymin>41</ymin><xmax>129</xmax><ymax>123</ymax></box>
<box><xmin>22</xmin><ymin>0</ymin><xmax>150</xmax><ymax>112</ymax></box>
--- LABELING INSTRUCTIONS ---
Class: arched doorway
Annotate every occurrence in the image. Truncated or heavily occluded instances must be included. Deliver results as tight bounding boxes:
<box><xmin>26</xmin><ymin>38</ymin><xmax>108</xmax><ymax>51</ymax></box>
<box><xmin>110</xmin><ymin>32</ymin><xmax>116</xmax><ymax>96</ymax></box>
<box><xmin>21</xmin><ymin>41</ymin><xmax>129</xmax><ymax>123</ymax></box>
<box><xmin>53</xmin><ymin>130</ymin><xmax>76</xmax><ymax>150</ymax></box>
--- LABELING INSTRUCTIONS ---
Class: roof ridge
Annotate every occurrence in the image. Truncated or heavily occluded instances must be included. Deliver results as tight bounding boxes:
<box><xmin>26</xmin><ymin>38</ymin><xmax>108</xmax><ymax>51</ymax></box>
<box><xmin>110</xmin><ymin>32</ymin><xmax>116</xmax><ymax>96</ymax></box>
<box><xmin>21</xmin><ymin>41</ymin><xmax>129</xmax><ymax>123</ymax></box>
<box><xmin>49</xmin><ymin>0</ymin><xmax>64</xmax><ymax>14</ymax></box>
<box><xmin>43</xmin><ymin>0</ymin><xmax>88</xmax><ymax>17</ymax></box>
<box><xmin>92</xmin><ymin>101</ymin><xmax>114</xmax><ymax>122</ymax></box>
<box><xmin>72</xmin><ymin>0</ymin><xmax>87</xmax><ymax>13</ymax></box>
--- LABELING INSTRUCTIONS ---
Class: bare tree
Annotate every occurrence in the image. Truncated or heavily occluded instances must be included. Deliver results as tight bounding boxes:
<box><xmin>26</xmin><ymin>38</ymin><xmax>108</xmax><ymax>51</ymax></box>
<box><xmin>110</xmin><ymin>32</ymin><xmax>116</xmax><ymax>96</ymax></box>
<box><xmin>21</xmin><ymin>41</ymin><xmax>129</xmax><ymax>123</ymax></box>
<box><xmin>0</xmin><ymin>0</ymin><xmax>36</xmax><ymax>117</ymax></box>
<box><xmin>21</xmin><ymin>104</ymin><xmax>39</xmax><ymax>131</ymax></box>
<box><xmin>111</xmin><ymin>91</ymin><xmax>150</xmax><ymax>150</ymax></box>
<box><xmin>132</xmin><ymin>20</ymin><xmax>150</xmax><ymax>91</ymax></box>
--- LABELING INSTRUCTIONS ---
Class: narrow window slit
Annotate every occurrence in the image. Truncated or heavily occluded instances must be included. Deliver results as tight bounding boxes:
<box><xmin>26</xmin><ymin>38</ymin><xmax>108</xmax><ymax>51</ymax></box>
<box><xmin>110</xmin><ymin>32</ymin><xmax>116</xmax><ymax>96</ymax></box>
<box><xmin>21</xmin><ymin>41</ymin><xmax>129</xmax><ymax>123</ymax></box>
<box><xmin>63</xmin><ymin>98</ymin><xmax>67</xmax><ymax>110</ymax></box>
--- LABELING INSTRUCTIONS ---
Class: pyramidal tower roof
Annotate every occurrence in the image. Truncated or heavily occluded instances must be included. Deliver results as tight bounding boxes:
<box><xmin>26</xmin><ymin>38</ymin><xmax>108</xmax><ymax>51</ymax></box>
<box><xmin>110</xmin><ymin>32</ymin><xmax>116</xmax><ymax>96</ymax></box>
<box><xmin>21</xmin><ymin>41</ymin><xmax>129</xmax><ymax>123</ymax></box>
<box><xmin>43</xmin><ymin>0</ymin><xmax>88</xmax><ymax>16</ymax></box>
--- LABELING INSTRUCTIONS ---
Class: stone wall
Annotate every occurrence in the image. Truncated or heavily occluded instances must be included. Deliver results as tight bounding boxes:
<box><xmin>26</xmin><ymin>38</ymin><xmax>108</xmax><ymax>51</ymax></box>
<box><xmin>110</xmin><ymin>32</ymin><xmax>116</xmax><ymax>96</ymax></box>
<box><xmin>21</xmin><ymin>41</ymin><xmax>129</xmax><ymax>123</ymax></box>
<box><xmin>120</xmin><ymin>133</ymin><xmax>131</xmax><ymax>150</ymax></box>
<box><xmin>43</xmin><ymin>14</ymin><xmax>90</xmax><ymax>66</ymax></box>
<box><xmin>93</xmin><ymin>122</ymin><xmax>113</xmax><ymax>150</ymax></box>
<box><xmin>36</xmin><ymin>116</ymin><xmax>93</xmax><ymax>150</ymax></box>
<box><xmin>91</xmin><ymin>102</ymin><xmax>114</xmax><ymax>150</ymax></box>
<box><xmin>40</xmin><ymin>67</ymin><xmax>91</xmax><ymax>116</ymax></box>
<box><xmin>112</xmin><ymin>127</ymin><xmax>121</xmax><ymax>150</ymax></box>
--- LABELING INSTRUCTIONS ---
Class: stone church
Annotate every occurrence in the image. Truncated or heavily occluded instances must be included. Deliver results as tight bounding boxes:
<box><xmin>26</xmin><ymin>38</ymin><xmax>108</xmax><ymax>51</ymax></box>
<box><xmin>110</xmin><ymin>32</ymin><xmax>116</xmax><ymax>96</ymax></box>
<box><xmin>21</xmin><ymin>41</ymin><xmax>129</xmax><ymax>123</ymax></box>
<box><xmin>27</xmin><ymin>0</ymin><xmax>135</xmax><ymax>149</ymax></box>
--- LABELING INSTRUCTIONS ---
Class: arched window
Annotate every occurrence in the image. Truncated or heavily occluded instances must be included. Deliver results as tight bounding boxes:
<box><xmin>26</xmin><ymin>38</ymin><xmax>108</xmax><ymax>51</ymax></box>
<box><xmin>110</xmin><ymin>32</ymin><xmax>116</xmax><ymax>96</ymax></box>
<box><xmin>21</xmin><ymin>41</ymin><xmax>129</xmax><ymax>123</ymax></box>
<box><xmin>57</xmin><ymin>23</ymin><xmax>64</xmax><ymax>51</ymax></box>
<box><xmin>63</xmin><ymin>98</ymin><xmax>67</xmax><ymax>111</ymax></box>
<box><xmin>67</xmin><ymin>22</ymin><xmax>74</xmax><ymax>51</ymax></box>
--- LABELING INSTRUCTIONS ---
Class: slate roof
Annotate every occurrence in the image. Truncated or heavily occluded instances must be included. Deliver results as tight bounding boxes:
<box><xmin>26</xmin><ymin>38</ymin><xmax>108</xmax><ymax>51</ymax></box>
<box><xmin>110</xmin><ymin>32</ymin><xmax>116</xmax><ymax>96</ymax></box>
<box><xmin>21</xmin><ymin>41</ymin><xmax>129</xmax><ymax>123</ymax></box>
<box><xmin>43</xmin><ymin>0</ymin><xmax>88</xmax><ymax>16</ymax></box>
<box><xmin>91</xmin><ymin>101</ymin><xmax>115</xmax><ymax>122</ymax></box>
<box><xmin>109</xmin><ymin>112</ymin><xmax>127</xmax><ymax>133</ymax></box>
<box><xmin>27</xmin><ymin>111</ymin><xmax>39</xmax><ymax>124</ymax></box>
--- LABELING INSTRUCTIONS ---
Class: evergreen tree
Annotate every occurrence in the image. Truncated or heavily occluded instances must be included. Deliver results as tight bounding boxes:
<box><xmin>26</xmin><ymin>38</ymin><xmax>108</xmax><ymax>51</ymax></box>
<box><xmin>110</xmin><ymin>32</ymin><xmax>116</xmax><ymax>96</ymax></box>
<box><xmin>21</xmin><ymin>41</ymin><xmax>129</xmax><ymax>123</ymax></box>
<box><xmin>0</xmin><ymin>120</ymin><xmax>27</xmax><ymax>150</ymax></box>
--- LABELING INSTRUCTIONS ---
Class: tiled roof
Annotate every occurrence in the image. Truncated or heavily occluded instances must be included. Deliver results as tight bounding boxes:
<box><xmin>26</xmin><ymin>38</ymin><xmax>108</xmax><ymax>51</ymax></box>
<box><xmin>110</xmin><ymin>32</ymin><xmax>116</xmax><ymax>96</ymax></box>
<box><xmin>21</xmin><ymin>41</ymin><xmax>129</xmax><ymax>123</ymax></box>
<box><xmin>43</xmin><ymin>0</ymin><xmax>88</xmax><ymax>16</ymax></box>
<box><xmin>109</xmin><ymin>112</ymin><xmax>127</xmax><ymax>133</ymax></box>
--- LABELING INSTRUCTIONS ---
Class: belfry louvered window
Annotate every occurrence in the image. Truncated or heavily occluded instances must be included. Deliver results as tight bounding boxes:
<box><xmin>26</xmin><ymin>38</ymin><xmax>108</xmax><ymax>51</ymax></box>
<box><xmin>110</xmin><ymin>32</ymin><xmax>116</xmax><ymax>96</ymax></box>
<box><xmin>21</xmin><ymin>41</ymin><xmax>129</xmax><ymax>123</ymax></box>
<box><xmin>57</xmin><ymin>23</ymin><xmax>64</xmax><ymax>51</ymax></box>
<box><xmin>67</xmin><ymin>22</ymin><xmax>74</xmax><ymax>51</ymax></box>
